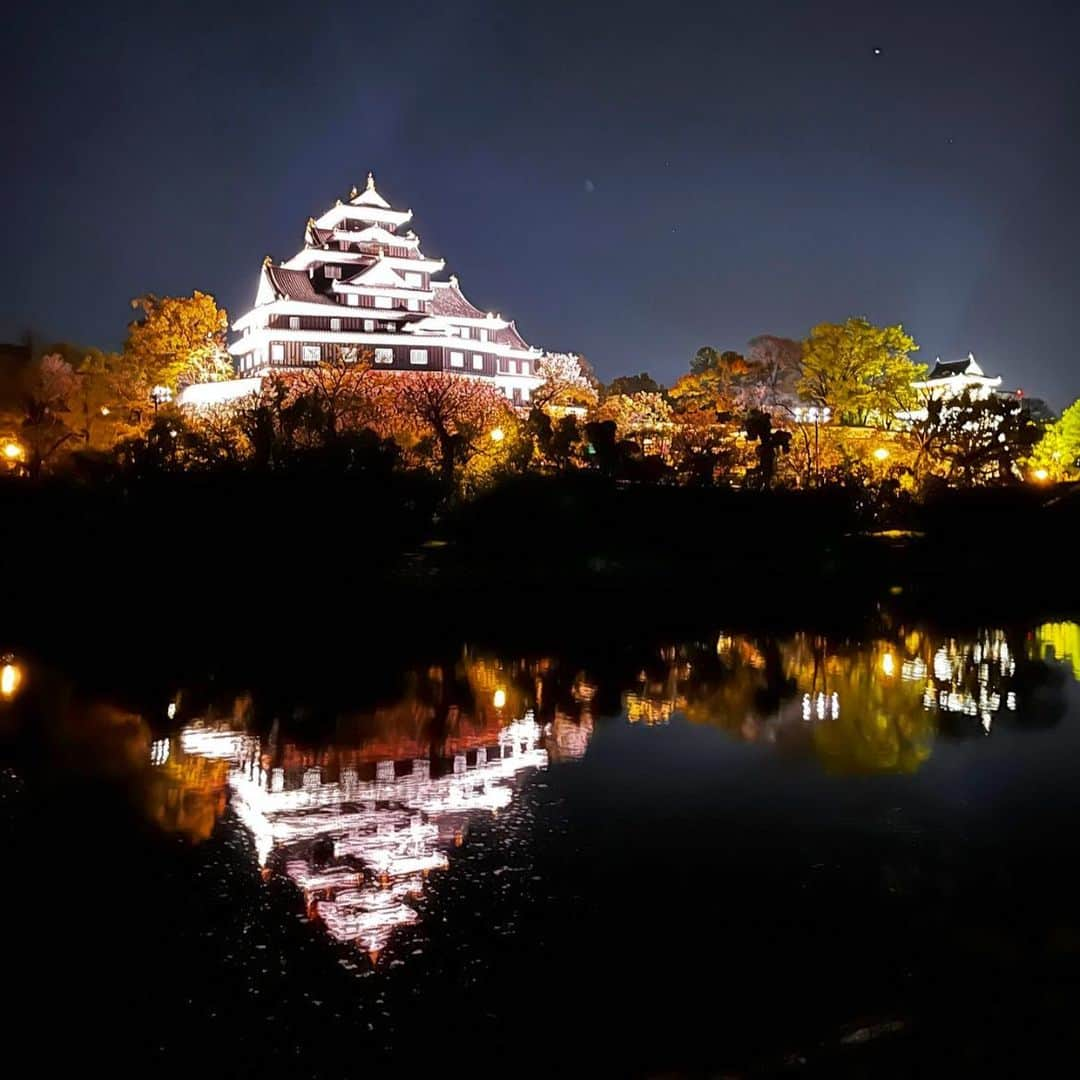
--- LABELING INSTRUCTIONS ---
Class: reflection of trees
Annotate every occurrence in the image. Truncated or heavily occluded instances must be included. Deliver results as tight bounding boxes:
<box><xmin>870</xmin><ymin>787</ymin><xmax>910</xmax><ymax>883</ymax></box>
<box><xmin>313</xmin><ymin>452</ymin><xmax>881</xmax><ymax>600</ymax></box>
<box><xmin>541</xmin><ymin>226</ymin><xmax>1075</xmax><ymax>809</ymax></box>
<box><xmin>1032</xmin><ymin>623</ymin><xmax>1080</xmax><ymax>683</ymax></box>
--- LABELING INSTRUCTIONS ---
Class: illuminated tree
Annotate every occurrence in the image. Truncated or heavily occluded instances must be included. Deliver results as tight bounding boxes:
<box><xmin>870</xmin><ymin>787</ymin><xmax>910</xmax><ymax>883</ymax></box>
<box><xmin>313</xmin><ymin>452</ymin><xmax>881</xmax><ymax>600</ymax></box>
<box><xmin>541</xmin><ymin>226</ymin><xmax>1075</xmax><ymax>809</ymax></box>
<box><xmin>68</xmin><ymin>348</ymin><xmax>145</xmax><ymax>450</ymax></box>
<box><xmin>593</xmin><ymin>391</ymin><xmax>674</xmax><ymax>452</ymax></box>
<box><xmin>746</xmin><ymin>335</ymin><xmax>802</xmax><ymax>410</ymax></box>
<box><xmin>1028</xmin><ymin>398</ymin><xmax>1080</xmax><ymax>480</ymax></box>
<box><xmin>532</xmin><ymin>353</ymin><xmax>599</xmax><ymax>412</ymax></box>
<box><xmin>274</xmin><ymin>349</ymin><xmax>383</xmax><ymax>442</ymax></box>
<box><xmin>670</xmin><ymin>349</ymin><xmax>755</xmax><ymax>417</ymax></box>
<box><xmin>9</xmin><ymin>353</ymin><xmax>81</xmax><ymax>477</ymax></box>
<box><xmin>604</xmin><ymin>372</ymin><xmax>664</xmax><ymax>399</ymax></box>
<box><xmin>392</xmin><ymin>371</ymin><xmax>513</xmax><ymax>489</ymax></box>
<box><xmin>528</xmin><ymin>408</ymin><xmax>582</xmax><ymax>469</ymax></box>
<box><xmin>798</xmin><ymin>318</ymin><xmax>923</xmax><ymax>427</ymax></box>
<box><xmin>913</xmin><ymin>389</ymin><xmax>1042</xmax><ymax>485</ymax></box>
<box><xmin>124</xmin><ymin>291</ymin><xmax>230</xmax><ymax>392</ymax></box>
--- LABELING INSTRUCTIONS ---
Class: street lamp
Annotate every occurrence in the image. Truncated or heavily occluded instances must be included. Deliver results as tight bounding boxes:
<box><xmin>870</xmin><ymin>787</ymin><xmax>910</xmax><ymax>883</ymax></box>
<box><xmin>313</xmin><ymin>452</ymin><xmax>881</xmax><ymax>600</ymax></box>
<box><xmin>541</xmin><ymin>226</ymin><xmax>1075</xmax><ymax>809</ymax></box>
<box><xmin>792</xmin><ymin>405</ymin><xmax>831</xmax><ymax>486</ymax></box>
<box><xmin>873</xmin><ymin>447</ymin><xmax>890</xmax><ymax>462</ymax></box>
<box><xmin>490</xmin><ymin>427</ymin><xmax>505</xmax><ymax>443</ymax></box>
<box><xmin>3</xmin><ymin>440</ymin><xmax>23</xmax><ymax>462</ymax></box>
<box><xmin>150</xmin><ymin>385</ymin><xmax>173</xmax><ymax>413</ymax></box>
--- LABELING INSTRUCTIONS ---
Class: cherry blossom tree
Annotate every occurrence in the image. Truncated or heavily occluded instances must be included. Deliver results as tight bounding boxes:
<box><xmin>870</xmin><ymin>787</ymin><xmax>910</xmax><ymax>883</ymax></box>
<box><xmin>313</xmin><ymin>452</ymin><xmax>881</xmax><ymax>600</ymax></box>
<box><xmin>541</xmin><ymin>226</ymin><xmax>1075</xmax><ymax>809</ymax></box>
<box><xmin>532</xmin><ymin>353</ymin><xmax>599</xmax><ymax>412</ymax></box>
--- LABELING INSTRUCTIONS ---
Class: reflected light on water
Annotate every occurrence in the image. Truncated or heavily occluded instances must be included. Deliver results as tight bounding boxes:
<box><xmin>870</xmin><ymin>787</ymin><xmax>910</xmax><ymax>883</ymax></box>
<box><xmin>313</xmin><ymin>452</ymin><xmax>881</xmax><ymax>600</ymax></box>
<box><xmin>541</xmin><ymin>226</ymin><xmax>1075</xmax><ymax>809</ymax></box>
<box><xmin>178</xmin><ymin>710</ymin><xmax>548</xmax><ymax>958</ymax></box>
<box><xmin>1</xmin><ymin>660</ymin><xmax>24</xmax><ymax>700</ymax></box>
<box><xmin>1033</xmin><ymin>623</ymin><xmax>1080</xmax><ymax>682</ymax></box>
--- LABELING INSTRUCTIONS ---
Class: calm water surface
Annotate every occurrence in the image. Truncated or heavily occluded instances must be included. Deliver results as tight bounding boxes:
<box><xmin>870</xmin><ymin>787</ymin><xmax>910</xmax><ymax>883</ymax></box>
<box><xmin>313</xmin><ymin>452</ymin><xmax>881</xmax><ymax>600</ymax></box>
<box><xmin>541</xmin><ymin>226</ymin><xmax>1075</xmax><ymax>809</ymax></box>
<box><xmin>3</xmin><ymin>622</ymin><xmax>1080</xmax><ymax>1075</ymax></box>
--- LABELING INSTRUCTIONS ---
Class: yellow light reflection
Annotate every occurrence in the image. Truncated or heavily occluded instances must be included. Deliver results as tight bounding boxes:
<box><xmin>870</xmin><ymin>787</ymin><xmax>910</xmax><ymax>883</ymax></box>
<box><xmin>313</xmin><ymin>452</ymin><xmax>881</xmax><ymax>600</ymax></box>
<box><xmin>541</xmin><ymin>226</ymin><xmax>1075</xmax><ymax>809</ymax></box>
<box><xmin>492</xmin><ymin>687</ymin><xmax>507</xmax><ymax>709</ymax></box>
<box><xmin>1</xmin><ymin>661</ymin><xmax>23</xmax><ymax>699</ymax></box>
<box><xmin>881</xmin><ymin>652</ymin><xmax>895</xmax><ymax>678</ymax></box>
<box><xmin>873</xmin><ymin>447</ymin><xmax>890</xmax><ymax>461</ymax></box>
<box><xmin>490</xmin><ymin>427</ymin><xmax>505</xmax><ymax>443</ymax></box>
<box><xmin>3</xmin><ymin>441</ymin><xmax>23</xmax><ymax>461</ymax></box>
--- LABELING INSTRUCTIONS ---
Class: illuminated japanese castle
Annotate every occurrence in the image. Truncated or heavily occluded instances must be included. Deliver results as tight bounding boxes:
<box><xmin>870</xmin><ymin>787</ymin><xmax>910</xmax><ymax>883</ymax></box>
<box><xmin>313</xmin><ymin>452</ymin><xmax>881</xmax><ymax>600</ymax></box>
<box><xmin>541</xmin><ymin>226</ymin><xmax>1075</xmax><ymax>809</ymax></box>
<box><xmin>220</xmin><ymin>173</ymin><xmax>543</xmax><ymax>406</ymax></box>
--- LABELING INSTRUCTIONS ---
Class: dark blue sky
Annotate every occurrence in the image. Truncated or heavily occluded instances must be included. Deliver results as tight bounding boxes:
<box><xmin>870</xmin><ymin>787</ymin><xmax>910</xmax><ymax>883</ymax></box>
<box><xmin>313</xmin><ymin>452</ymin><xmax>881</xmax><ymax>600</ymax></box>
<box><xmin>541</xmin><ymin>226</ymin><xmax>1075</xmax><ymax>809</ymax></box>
<box><xmin>5</xmin><ymin>0</ymin><xmax>1078</xmax><ymax>405</ymax></box>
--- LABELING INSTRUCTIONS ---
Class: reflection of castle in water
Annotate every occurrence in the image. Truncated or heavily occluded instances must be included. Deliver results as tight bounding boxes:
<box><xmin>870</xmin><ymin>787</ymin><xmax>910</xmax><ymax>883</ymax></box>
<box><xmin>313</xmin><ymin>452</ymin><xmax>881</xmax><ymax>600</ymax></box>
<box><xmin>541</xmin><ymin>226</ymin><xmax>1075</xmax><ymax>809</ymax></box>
<box><xmin>178</xmin><ymin>714</ymin><xmax>547</xmax><ymax>958</ymax></box>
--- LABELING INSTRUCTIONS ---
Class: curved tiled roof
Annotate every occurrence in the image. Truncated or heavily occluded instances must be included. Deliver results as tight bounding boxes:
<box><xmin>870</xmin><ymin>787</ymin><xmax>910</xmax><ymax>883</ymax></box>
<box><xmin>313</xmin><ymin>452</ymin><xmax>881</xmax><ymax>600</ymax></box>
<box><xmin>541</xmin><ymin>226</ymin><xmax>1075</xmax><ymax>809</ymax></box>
<box><xmin>266</xmin><ymin>265</ymin><xmax>333</xmax><ymax>304</ymax></box>
<box><xmin>431</xmin><ymin>280</ymin><xmax>486</xmax><ymax>319</ymax></box>
<box><xmin>496</xmin><ymin>320</ymin><xmax>531</xmax><ymax>351</ymax></box>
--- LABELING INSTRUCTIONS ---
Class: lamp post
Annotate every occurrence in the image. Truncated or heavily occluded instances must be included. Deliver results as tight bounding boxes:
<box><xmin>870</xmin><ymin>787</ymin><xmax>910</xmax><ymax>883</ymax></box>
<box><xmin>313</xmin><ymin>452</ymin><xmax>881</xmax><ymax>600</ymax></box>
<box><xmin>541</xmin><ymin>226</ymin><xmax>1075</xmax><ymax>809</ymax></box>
<box><xmin>150</xmin><ymin>385</ymin><xmax>172</xmax><ymax>413</ymax></box>
<box><xmin>792</xmin><ymin>405</ymin><xmax>831</xmax><ymax>486</ymax></box>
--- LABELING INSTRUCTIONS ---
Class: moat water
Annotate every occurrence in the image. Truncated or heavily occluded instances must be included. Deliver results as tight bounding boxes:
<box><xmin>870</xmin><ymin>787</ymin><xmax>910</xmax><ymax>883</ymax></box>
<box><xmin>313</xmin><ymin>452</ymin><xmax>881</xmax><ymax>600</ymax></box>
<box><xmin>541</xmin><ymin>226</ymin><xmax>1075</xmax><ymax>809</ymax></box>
<box><xmin>3</xmin><ymin>621</ymin><xmax>1080</xmax><ymax>1075</ymax></box>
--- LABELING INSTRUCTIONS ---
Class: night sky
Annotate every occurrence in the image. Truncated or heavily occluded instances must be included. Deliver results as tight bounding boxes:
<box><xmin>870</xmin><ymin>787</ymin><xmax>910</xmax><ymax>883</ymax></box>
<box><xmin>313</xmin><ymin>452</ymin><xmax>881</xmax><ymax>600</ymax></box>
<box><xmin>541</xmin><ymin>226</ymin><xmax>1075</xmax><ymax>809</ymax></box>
<box><xmin>5</xmin><ymin>1</ymin><xmax>1078</xmax><ymax>406</ymax></box>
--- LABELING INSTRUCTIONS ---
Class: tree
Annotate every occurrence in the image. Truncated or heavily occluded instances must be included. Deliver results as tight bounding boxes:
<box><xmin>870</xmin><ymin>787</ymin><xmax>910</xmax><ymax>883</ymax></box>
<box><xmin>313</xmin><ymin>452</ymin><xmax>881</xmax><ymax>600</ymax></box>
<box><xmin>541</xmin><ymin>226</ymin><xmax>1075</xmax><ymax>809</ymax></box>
<box><xmin>9</xmin><ymin>353</ymin><xmax>81</xmax><ymax>477</ymax></box>
<box><xmin>124</xmin><ymin>292</ymin><xmax>230</xmax><ymax>392</ymax></box>
<box><xmin>1029</xmin><ymin>398</ymin><xmax>1080</xmax><ymax>480</ymax></box>
<box><xmin>604</xmin><ymin>372</ymin><xmax>664</xmax><ymax>399</ymax></box>
<box><xmin>528</xmin><ymin>409</ymin><xmax>582</xmax><ymax>470</ymax></box>
<box><xmin>532</xmin><ymin>353</ymin><xmax>599</xmax><ymax>412</ymax></box>
<box><xmin>912</xmin><ymin>389</ymin><xmax>1041</xmax><ymax>485</ymax></box>
<box><xmin>274</xmin><ymin>349</ymin><xmax>383</xmax><ymax>442</ymax></box>
<box><xmin>744</xmin><ymin>408</ymin><xmax>791</xmax><ymax>489</ymax></box>
<box><xmin>68</xmin><ymin>348</ymin><xmax>145</xmax><ymax>450</ymax></box>
<box><xmin>669</xmin><ymin>350</ymin><xmax>754</xmax><ymax>417</ymax></box>
<box><xmin>392</xmin><ymin>371</ymin><xmax>512</xmax><ymax>489</ymax></box>
<box><xmin>798</xmin><ymin>318</ymin><xmax>923</xmax><ymax>427</ymax></box>
<box><xmin>746</xmin><ymin>335</ymin><xmax>802</xmax><ymax>410</ymax></box>
<box><xmin>593</xmin><ymin>391</ymin><xmax>674</xmax><ymax>452</ymax></box>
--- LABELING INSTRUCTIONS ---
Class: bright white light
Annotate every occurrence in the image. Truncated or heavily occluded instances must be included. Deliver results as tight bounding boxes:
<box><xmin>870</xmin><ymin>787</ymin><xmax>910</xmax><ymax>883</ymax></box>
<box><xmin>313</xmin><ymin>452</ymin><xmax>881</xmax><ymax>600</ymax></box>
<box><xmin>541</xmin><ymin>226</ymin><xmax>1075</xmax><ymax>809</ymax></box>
<box><xmin>167</xmin><ymin>702</ymin><xmax>177</xmax><ymax>720</ymax></box>
<box><xmin>176</xmin><ymin>378</ymin><xmax>263</xmax><ymax>409</ymax></box>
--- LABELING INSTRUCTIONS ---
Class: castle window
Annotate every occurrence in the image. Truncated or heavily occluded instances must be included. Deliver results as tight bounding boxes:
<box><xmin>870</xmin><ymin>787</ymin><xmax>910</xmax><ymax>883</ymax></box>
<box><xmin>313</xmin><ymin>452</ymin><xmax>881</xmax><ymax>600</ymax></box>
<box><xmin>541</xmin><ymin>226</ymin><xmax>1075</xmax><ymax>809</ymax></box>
<box><xmin>472</xmin><ymin>355</ymin><xmax>483</xmax><ymax>371</ymax></box>
<box><xmin>479</xmin><ymin>328</ymin><xmax>488</xmax><ymax>342</ymax></box>
<box><xmin>520</xmin><ymin>360</ymin><xmax>529</xmax><ymax>375</ymax></box>
<box><xmin>330</xmin><ymin>318</ymin><xmax>341</xmax><ymax>331</ymax></box>
<box><xmin>405</xmin><ymin>271</ymin><xmax>423</xmax><ymax>288</ymax></box>
<box><xmin>375</xmin><ymin>348</ymin><xmax>393</xmax><ymax>365</ymax></box>
<box><xmin>450</xmin><ymin>351</ymin><xmax>464</xmax><ymax>368</ymax></box>
<box><xmin>347</xmin><ymin>294</ymin><xmax>359</xmax><ymax>307</ymax></box>
<box><xmin>375</xmin><ymin>295</ymin><xmax>392</xmax><ymax>309</ymax></box>
<box><xmin>407</xmin><ymin>298</ymin><xmax>419</xmax><ymax>311</ymax></box>
<box><xmin>508</xmin><ymin>359</ymin><xmax>517</xmax><ymax>375</ymax></box>
<box><xmin>364</xmin><ymin>319</ymin><xmax>375</xmax><ymax>331</ymax></box>
<box><xmin>289</xmin><ymin>316</ymin><xmax>300</xmax><ymax>330</ymax></box>
<box><xmin>302</xmin><ymin>345</ymin><xmax>320</xmax><ymax>363</ymax></box>
<box><xmin>324</xmin><ymin>266</ymin><xmax>341</xmax><ymax>279</ymax></box>
<box><xmin>271</xmin><ymin>343</ymin><xmax>284</xmax><ymax>362</ymax></box>
<box><xmin>409</xmin><ymin>349</ymin><xmax>428</xmax><ymax>366</ymax></box>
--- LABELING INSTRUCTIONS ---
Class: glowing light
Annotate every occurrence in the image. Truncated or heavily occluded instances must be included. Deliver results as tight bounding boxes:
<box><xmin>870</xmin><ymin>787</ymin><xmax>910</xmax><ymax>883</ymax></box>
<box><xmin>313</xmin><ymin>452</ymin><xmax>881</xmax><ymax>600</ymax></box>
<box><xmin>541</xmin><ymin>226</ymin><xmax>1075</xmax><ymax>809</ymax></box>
<box><xmin>489</xmin><ymin>427</ymin><xmax>505</xmax><ymax>443</ymax></box>
<box><xmin>3</xmin><ymin>441</ymin><xmax>23</xmax><ymax>461</ymax></box>
<box><xmin>167</xmin><ymin>702</ymin><xmax>177</xmax><ymax>720</ymax></box>
<box><xmin>492</xmin><ymin>688</ymin><xmax>507</xmax><ymax>709</ymax></box>
<box><xmin>881</xmin><ymin>652</ymin><xmax>896</xmax><ymax>677</ymax></box>
<box><xmin>1</xmin><ymin>661</ymin><xmax>23</xmax><ymax>699</ymax></box>
<box><xmin>100</xmin><ymin>405</ymin><xmax>110</xmax><ymax>416</ymax></box>
<box><xmin>873</xmin><ymin>447</ymin><xmax>890</xmax><ymax>461</ymax></box>
<box><xmin>1033</xmin><ymin>468</ymin><xmax>1049</xmax><ymax>482</ymax></box>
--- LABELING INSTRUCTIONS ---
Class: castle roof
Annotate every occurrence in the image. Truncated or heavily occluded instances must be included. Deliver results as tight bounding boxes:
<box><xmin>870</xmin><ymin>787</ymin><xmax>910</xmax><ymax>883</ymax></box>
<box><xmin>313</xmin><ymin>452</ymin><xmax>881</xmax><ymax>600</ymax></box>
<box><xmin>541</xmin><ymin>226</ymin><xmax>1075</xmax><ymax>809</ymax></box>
<box><xmin>265</xmin><ymin>264</ymin><xmax>332</xmax><ymax>303</ymax></box>
<box><xmin>431</xmin><ymin>277</ymin><xmax>486</xmax><ymax>320</ymax></box>
<box><xmin>349</xmin><ymin>172</ymin><xmax>391</xmax><ymax>210</ymax></box>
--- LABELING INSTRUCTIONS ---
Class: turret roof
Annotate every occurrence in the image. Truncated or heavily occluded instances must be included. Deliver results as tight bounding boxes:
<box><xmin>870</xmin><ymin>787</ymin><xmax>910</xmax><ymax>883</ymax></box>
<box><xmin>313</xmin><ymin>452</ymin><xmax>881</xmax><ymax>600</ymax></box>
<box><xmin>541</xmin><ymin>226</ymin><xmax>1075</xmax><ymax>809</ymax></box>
<box><xmin>349</xmin><ymin>172</ymin><xmax>391</xmax><ymax>210</ymax></box>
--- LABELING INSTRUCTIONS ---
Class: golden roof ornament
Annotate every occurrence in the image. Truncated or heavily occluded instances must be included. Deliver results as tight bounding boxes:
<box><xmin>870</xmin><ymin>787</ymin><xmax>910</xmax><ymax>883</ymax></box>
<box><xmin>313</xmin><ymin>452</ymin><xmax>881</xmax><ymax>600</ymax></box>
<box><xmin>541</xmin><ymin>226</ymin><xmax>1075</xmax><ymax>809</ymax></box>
<box><xmin>350</xmin><ymin>185</ymin><xmax>358</xmax><ymax>199</ymax></box>
<box><xmin>366</xmin><ymin>171</ymin><xmax>376</xmax><ymax>190</ymax></box>
<box><xmin>262</xmin><ymin>254</ymin><xmax>272</xmax><ymax>267</ymax></box>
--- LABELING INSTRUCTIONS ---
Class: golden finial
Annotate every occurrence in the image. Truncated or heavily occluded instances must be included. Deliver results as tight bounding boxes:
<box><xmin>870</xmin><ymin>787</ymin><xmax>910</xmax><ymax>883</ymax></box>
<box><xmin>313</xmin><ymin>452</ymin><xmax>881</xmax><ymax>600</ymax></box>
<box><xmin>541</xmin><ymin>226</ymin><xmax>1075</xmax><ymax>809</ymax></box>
<box><xmin>262</xmin><ymin>254</ymin><xmax>272</xmax><ymax>267</ymax></box>
<box><xmin>350</xmin><ymin>185</ymin><xmax>358</xmax><ymax>199</ymax></box>
<box><xmin>336</xmin><ymin>198</ymin><xmax>342</xmax><ymax>206</ymax></box>
<box><xmin>366</xmin><ymin>171</ymin><xmax>375</xmax><ymax>190</ymax></box>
